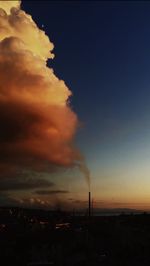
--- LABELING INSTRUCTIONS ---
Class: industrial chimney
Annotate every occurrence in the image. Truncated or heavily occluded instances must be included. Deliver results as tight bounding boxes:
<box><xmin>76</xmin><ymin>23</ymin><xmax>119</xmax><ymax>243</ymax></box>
<box><xmin>89</xmin><ymin>191</ymin><xmax>91</xmax><ymax>218</ymax></box>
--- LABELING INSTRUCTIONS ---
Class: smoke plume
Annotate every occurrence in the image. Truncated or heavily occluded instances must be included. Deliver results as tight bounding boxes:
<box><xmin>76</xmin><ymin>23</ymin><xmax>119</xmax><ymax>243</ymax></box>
<box><xmin>78</xmin><ymin>161</ymin><xmax>91</xmax><ymax>191</ymax></box>
<box><xmin>0</xmin><ymin>1</ymin><xmax>90</xmax><ymax>195</ymax></box>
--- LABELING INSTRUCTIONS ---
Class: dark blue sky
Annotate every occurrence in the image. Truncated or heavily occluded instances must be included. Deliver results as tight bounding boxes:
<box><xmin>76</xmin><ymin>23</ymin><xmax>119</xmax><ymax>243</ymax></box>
<box><xmin>21</xmin><ymin>1</ymin><xmax>150</xmax><ymax>208</ymax></box>
<box><xmin>22</xmin><ymin>1</ymin><xmax>150</xmax><ymax>144</ymax></box>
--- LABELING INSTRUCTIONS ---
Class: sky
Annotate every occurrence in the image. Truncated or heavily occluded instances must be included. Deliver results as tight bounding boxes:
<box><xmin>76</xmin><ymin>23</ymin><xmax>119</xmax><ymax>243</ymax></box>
<box><xmin>1</xmin><ymin>1</ymin><xmax>150</xmax><ymax>211</ymax></box>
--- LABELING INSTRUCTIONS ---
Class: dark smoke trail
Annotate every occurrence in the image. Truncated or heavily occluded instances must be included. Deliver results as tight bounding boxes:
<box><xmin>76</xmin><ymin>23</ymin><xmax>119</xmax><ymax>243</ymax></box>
<box><xmin>78</xmin><ymin>161</ymin><xmax>91</xmax><ymax>191</ymax></box>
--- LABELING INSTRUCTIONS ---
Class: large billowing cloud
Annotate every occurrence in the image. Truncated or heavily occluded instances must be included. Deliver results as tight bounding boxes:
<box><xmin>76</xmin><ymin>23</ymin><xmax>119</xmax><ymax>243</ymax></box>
<box><xmin>0</xmin><ymin>0</ymin><xmax>80</xmax><ymax>181</ymax></box>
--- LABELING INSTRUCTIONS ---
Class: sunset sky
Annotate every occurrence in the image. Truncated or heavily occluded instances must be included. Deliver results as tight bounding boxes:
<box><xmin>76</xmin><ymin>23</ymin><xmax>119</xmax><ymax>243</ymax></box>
<box><xmin>1</xmin><ymin>1</ymin><xmax>150</xmax><ymax>211</ymax></box>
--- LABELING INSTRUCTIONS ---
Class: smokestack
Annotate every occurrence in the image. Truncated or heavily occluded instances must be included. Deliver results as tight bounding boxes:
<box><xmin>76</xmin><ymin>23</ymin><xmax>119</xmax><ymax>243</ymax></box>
<box><xmin>89</xmin><ymin>191</ymin><xmax>91</xmax><ymax>218</ymax></box>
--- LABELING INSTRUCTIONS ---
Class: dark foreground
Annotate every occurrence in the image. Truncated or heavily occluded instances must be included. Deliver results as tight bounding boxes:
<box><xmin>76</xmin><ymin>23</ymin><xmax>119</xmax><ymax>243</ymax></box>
<box><xmin>0</xmin><ymin>207</ymin><xmax>150</xmax><ymax>266</ymax></box>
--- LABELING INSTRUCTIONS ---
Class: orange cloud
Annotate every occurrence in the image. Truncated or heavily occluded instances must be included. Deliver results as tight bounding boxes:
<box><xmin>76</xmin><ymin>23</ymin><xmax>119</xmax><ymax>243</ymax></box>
<box><xmin>0</xmin><ymin>1</ymin><xmax>80</xmax><ymax>177</ymax></box>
